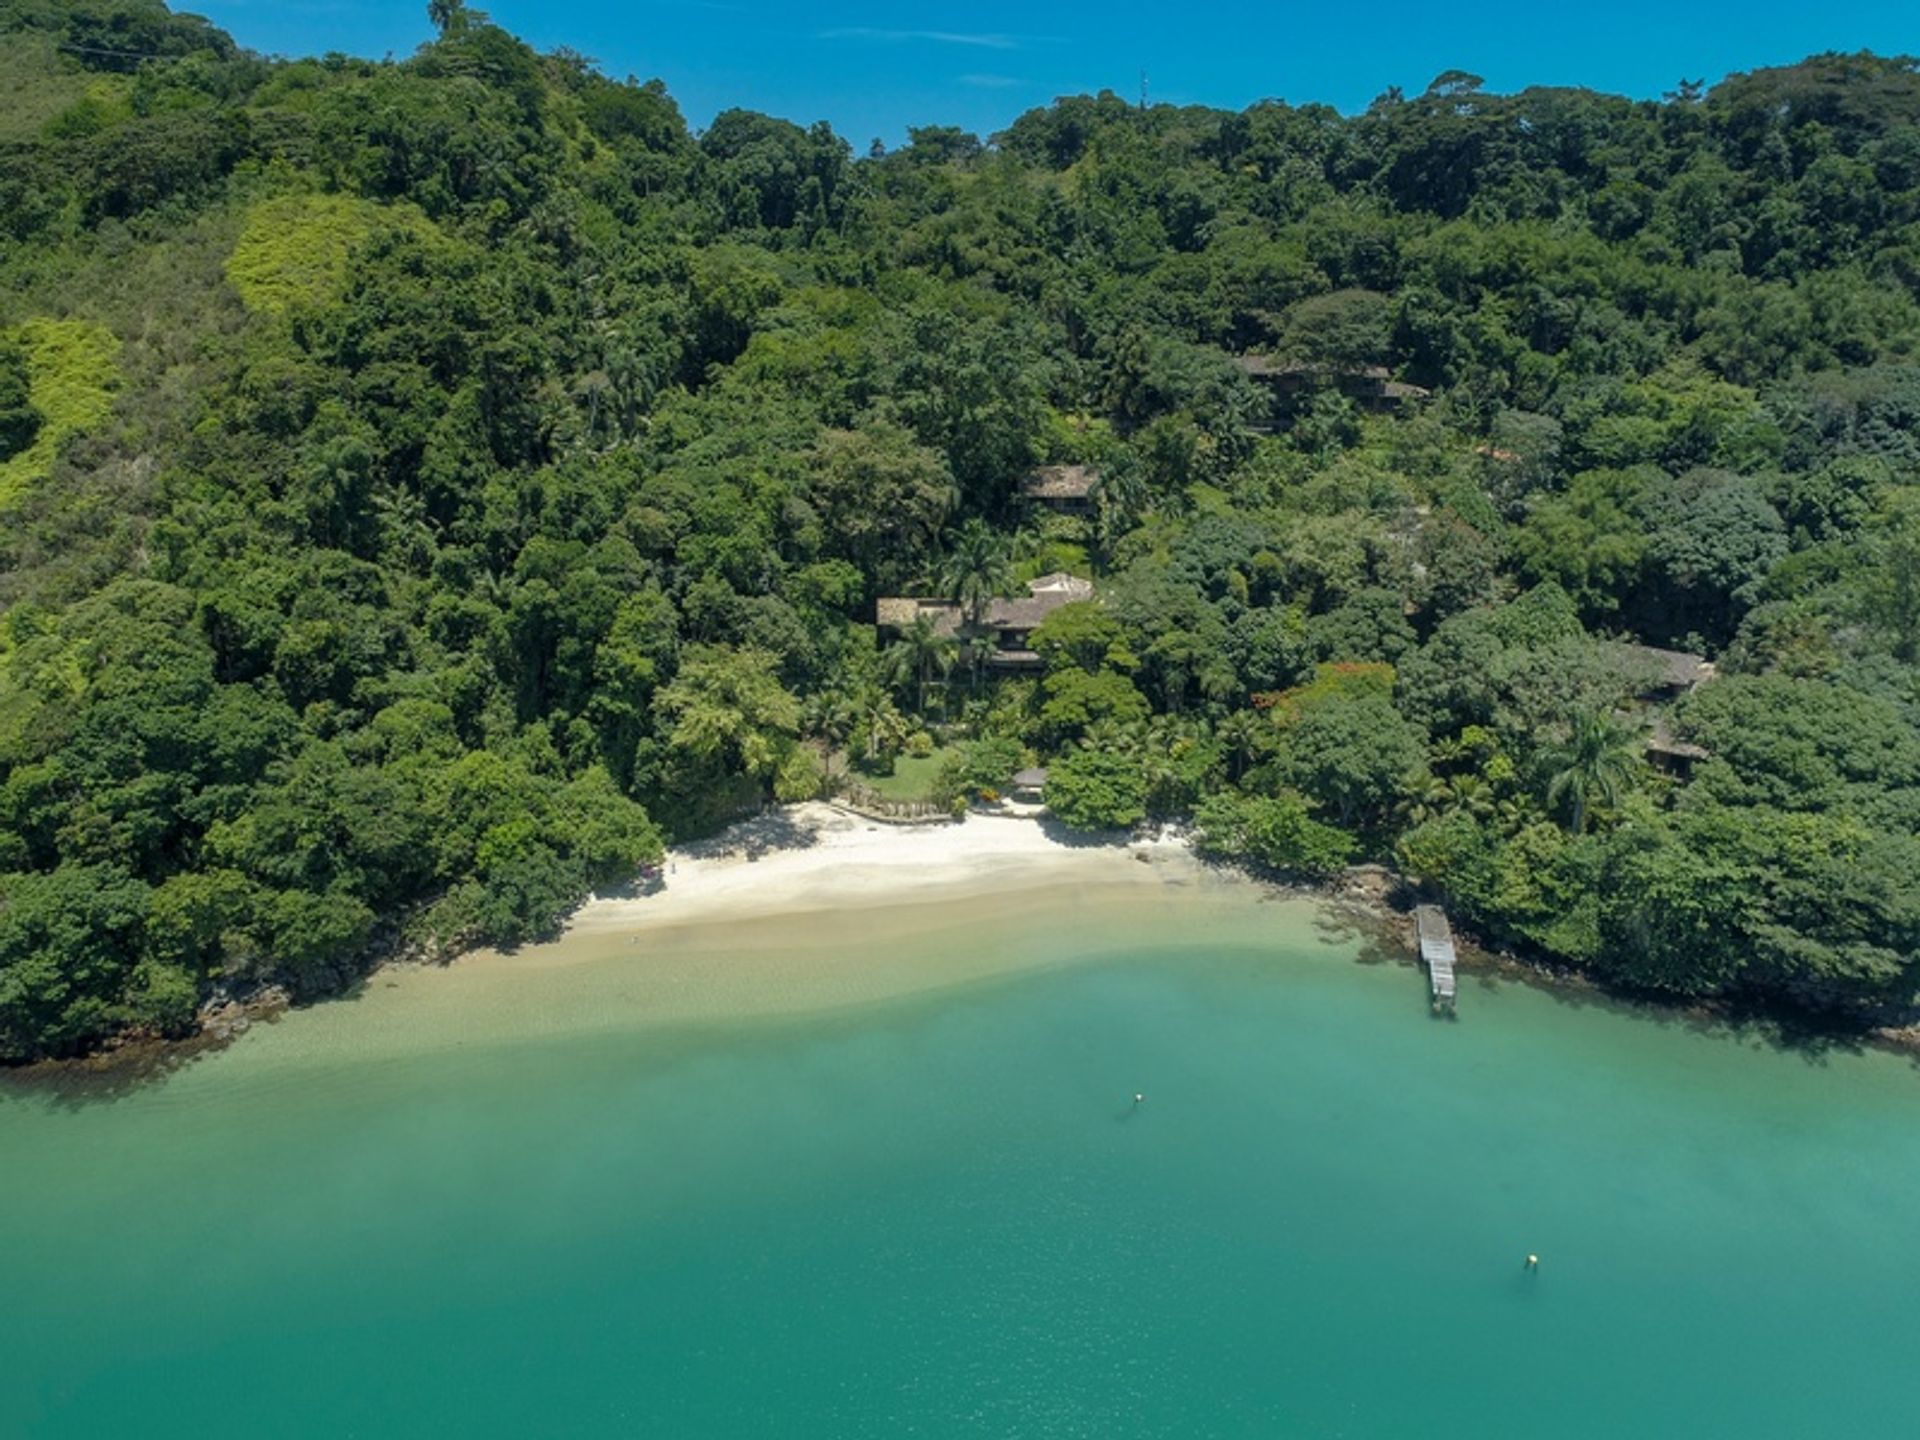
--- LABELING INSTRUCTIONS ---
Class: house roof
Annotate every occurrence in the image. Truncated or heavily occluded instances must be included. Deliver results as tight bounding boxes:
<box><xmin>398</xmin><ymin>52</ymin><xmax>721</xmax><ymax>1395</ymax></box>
<box><xmin>1645</xmin><ymin>714</ymin><xmax>1710</xmax><ymax>759</ymax></box>
<box><xmin>877</xmin><ymin>575</ymin><xmax>1095</xmax><ymax>637</ymax></box>
<box><xmin>1233</xmin><ymin>355</ymin><xmax>1391</xmax><ymax>381</ymax></box>
<box><xmin>875</xmin><ymin>598</ymin><xmax>926</xmax><ymax>628</ymax></box>
<box><xmin>1012</xmin><ymin>767</ymin><xmax>1049</xmax><ymax>788</ymax></box>
<box><xmin>1612</xmin><ymin>643</ymin><xmax>1716</xmax><ymax>692</ymax></box>
<box><xmin>1027</xmin><ymin>572</ymin><xmax>1095</xmax><ymax>598</ymax></box>
<box><xmin>1022</xmin><ymin>464</ymin><xmax>1100</xmax><ymax>500</ymax></box>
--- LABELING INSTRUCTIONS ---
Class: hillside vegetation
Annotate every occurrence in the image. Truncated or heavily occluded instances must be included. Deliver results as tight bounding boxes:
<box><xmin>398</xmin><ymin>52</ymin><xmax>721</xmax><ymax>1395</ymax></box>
<box><xmin>2</xmin><ymin>0</ymin><xmax>1919</xmax><ymax>1060</ymax></box>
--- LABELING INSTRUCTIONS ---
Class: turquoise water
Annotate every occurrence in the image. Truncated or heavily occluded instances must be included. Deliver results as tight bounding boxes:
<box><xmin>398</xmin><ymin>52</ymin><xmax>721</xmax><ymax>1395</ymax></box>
<box><xmin>4</xmin><ymin>889</ymin><xmax>1919</xmax><ymax>1438</ymax></box>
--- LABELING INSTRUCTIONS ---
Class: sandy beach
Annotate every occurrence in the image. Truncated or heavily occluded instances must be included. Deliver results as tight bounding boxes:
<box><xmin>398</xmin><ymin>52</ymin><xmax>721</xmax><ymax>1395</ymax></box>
<box><xmin>566</xmin><ymin>803</ymin><xmax>1203</xmax><ymax>936</ymax></box>
<box><xmin>180</xmin><ymin>806</ymin><xmax>1254</xmax><ymax>1067</ymax></box>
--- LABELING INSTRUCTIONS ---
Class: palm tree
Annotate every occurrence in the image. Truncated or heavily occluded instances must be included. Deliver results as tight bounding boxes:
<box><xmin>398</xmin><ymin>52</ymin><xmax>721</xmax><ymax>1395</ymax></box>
<box><xmin>883</xmin><ymin>614</ymin><xmax>957</xmax><ymax>718</ymax></box>
<box><xmin>937</xmin><ymin>519</ymin><xmax>1012</xmax><ymax>693</ymax></box>
<box><xmin>959</xmin><ymin>631</ymin><xmax>997</xmax><ymax>699</ymax></box>
<box><xmin>1444</xmin><ymin>773</ymin><xmax>1498</xmax><ymax>822</ymax></box>
<box><xmin>937</xmin><ymin>518</ymin><xmax>1012</xmax><ymax>631</ymax></box>
<box><xmin>372</xmin><ymin>485</ymin><xmax>436</xmax><ymax>573</ymax></box>
<box><xmin>1399</xmin><ymin>772</ymin><xmax>1453</xmax><ymax>827</ymax></box>
<box><xmin>854</xmin><ymin>686</ymin><xmax>912</xmax><ymax>767</ymax></box>
<box><xmin>1216</xmin><ymin>709</ymin><xmax>1270</xmax><ymax>783</ymax></box>
<box><xmin>803</xmin><ymin>689</ymin><xmax>861</xmax><ymax>751</ymax></box>
<box><xmin>428</xmin><ymin>0</ymin><xmax>489</xmax><ymax>38</ymax></box>
<box><xmin>1543</xmin><ymin>710</ymin><xmax>1639</xmax><ymax>834</ymax></box>
<box><xmin>1091</xmin><ymin>461</ymin><xmax>1150</xmax><ymax>556</ymax></box>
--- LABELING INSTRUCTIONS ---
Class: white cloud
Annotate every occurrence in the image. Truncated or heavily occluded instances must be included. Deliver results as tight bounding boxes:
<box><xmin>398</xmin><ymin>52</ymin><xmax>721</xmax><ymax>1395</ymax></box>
<box><xmin>821</xmin><ymin>27</ymin><xmax>1022</xmax><ymax>50</ymax></box>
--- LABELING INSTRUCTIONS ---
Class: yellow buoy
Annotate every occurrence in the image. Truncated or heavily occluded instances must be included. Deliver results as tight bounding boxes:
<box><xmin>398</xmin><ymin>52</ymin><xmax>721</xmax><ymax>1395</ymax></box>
<box><xmin>1525</xmin><ymin>1254</ymin><xmax>1539</xmax><ymax>1269</ymax></box>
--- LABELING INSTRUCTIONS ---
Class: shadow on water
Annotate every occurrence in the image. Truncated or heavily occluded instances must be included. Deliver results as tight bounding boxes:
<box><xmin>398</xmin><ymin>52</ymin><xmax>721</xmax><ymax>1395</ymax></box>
<box><xmin>0</xmin><ymin>977</ymin><xmax>370</xmax><ymax>1110</ymax></box>
<box><xmin>3</xmin><ymin>808</ymin><xmax>830</xmax><ymax>1107</ymax></box>
<box><xmin>1284</xmin><ymin>876</ymin><xmax>1920</xmax><ymax>1074</ymax></box>
<box><xmin>1448</xmin><ymin>939</ymin><xmax>1916</xmax><ymax>1072</ymax></box>
<box><xmin>0</xmin><ymin>1018</ymin><xmax>268</xmax><ymax>1109</ymax></box>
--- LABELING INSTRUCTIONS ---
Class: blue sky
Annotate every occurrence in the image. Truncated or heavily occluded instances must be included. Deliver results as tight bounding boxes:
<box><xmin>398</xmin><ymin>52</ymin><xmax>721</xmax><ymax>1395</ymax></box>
<box><xmin>192</xmin><ymin>1</ymin><xmax>1918</xmax><ymax>145</ymax></box>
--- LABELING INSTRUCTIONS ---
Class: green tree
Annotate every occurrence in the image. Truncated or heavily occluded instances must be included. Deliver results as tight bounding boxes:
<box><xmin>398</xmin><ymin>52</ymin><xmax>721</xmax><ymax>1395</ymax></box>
<box><xmin>937</xmin><ymin>518</ymin><xmax>1013</xmax><ymax>694</ymax></box>
<box><xmin>1193</xmin><ymin>789</ymin><xmax>1354</xmax><ymax>876</ymax></box>
<box><xmin>656</xmin><ymin>646</ymin><xmax>801</xmax><ymax>780</ymax></box>
<box><xmin>851</xmin><ymin>686</ymin><xmax>912</xmax><ymax>769</ymax></box>
<box><xmin>1046</xmin><ymin>745</ymin><xmax>1148</xmax><ymax>831</ymax></box>
<box><xmin>1038</xmin><ymin>669</ymin><xmax>1152</xmax><ymax>747</ymax></box>
<box><xmin>937</xmin><ymin>518</ymin><xmax>1012</xmax><ymax>630</ymax></box>
<box><xmin>1512</xmin><ymin>468</ymin><xmax>1652</xmax><ymax>618</ymax></box>
<box><xmin>882</xmin><ymin>613</ymin><xmax>957</xmax><ymax>717</ymax></box>
<box><xmin>0</xmin><ymin>336</ymin><xmax>41</xmax><ymax>462</ymax></box>
<box><xmin>1030</xmin><ymin>601</ymin><xmax>1137</xmax><ymax>675</ymax></box>
<box><xmin>1865</xmin><ymin>491</ymin><xmax>1920</xmax><ymax>662</ymax></box>
<box><xmin>1269</xmin><ymin>690</ymin><xmax>1425</xmax><ymax>832</ymax></box>
<box><xmin>1541</xmin><ymin>710</ymin><xmax>1639</xmax><ymax>835</ymax></box>
<box><xmin>806</xmin><ymin>422</ymin><xmax>955</xmax><ymax>586</ymax></box>
<box><xmin>936</xmin><ymin>736</ymin><xmax>1025</xmax><ymax>803</ymax></box>
<box><xmin>0</xmin><ymin>864</ymin><xmax>154</xmax><ymax>1060</ymax></box>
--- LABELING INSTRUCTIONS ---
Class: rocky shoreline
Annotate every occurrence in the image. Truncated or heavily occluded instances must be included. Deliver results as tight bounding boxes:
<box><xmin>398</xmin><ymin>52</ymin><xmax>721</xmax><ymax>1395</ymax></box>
<box><xmin>7</xmin><ymin>805</ymin><xmax>1917</xmax><ymax>1088</ymax></box>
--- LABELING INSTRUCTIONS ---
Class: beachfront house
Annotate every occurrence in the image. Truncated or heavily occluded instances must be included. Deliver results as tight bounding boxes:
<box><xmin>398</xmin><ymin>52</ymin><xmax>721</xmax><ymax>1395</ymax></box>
<box><xmin>877</xmin><ymin>574</ymin><xmax>1095</xmax><ymax>672</ymax></box>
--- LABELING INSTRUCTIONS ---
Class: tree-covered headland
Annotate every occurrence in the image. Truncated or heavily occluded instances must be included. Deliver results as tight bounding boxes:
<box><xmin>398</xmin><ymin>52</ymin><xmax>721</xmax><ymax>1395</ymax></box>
<box><xmin>3</xmin><ymin>1</ymin><xmax>1919</xmax><ymax>1060</ymax></box>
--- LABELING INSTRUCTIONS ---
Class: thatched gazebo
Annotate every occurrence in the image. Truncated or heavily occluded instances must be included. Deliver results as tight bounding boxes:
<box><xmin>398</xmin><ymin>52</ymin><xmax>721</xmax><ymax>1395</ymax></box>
<box><xmin>1010</xmin><ymin>767</ymin><xmax>1049</xmax><ymax>802</ymax></box>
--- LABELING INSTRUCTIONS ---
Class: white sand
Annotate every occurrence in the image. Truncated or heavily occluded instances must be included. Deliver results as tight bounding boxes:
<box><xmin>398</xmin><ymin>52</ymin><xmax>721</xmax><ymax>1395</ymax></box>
<box><xmin>227</xmin><ymin>806</ymin><xmax>1307</xmax><ymax>1069</ymax></box>
<box><xmin>568</xmin><ymin>803</ymin><xmax>1200</xmax><ymax>935</ymax></box>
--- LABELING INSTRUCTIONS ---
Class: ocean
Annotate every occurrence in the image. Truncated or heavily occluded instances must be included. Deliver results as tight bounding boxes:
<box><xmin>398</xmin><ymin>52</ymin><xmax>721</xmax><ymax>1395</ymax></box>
<box><xmin>4</xmin><ymin>876</ymin><xmax>1915</xmax><ymax>1438</ymax></box>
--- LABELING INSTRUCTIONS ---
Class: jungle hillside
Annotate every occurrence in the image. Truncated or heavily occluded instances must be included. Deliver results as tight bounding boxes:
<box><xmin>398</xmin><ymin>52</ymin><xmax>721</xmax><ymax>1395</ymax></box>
<box><xmin>3</xmin><ymin>0</ymin><xmax>1919</xmax><ymax>1061</ymax></box>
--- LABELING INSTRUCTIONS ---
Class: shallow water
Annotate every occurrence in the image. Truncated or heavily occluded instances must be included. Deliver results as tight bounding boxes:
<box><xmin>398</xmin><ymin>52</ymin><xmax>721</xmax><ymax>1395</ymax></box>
<box><xmin>4</xmin><ymin>879</ymin><xmax>1918</xmax><ymax>1438</ymax></box>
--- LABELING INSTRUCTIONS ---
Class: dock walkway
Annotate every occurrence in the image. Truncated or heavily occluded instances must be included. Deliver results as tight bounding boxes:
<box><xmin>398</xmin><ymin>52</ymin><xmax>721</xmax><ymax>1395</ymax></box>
<box><xmin>1415</xmin><ymin>905</ymin><xmax>1458</xmax><ymax>1012</ymax></box>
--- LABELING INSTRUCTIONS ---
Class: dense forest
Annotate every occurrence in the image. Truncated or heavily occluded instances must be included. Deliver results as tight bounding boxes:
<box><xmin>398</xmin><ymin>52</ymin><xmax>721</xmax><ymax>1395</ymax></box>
<box><xmin>2</xmin><ymin>0</ymin><xmax>1918</xmax><ymax>1061</ymax></box>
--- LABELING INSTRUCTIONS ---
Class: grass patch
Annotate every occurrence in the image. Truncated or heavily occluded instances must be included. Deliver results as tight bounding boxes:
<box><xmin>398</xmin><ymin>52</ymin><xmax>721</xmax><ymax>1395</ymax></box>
<box><xmin>858</xmin><ymin>747</ymin><xmax>956</xmax><ymax>801</ymax></box>
<box><xmin>0</xmin><ymin>318</ymin><xmax>120</xmax><ymax>507</ymax></box>
<box><xmin>0</xmin><ymin>35</ymin><xmax>90</xmax><ymax>144</ymax></box>
<box><xmin>225</xmin><ymin>193</ymin><xmax>434</xmax><ymax>316</ymax></box>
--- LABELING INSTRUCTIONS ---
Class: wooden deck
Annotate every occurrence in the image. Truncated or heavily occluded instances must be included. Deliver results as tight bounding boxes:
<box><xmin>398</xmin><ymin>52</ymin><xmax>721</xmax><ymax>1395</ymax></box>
<box><xmin>1415</xmin><ymin>905</ymin><xmax>1458</xmax><ymax>1012</ymax></box>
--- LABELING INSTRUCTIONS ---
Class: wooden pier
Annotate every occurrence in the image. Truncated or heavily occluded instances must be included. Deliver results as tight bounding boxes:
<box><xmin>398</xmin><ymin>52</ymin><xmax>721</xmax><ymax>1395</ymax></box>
<box><xmin>1415</xmin><ymin>905</ymin><xmax>1458</xmax><ymax>1013</ymax></box>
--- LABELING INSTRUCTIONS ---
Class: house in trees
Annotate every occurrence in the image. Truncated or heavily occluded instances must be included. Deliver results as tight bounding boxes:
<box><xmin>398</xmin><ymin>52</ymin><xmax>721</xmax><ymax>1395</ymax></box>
<box><xmin>1233</xmin><ymin>355</ymin><xmax>1431</xmax><ymax>412</ymax></box>
<box><xmin>1614</xmin><ymin>643</ymin><xmax>1716</xmax><ymax>701</ymax></box>
<box><xmin>1612</xmin><ymin>643</ymin><xmax>1717</xmax><ymax>776</ymax></box>
<box><xmin>1020</xmin><ymin>464</ymin><xmax>1099</xmax><ymax>516</ymax></box>
<box><xmin>877</xmin><ymin>573</ymin><xmax>1095</xmax><ymax>672</ymax></box>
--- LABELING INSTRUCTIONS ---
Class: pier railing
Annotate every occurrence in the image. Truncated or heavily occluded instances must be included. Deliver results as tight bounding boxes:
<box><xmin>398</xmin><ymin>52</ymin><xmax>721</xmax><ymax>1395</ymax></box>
<box><xmin>1415</xmin><ymin>905</ymin><xmax>1459</xmax><ymax>1013</ymax></box>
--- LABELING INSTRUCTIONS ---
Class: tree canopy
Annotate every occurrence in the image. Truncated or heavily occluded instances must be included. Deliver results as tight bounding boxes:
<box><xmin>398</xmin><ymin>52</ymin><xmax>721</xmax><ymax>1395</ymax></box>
<box><xmin>2</xmin><ymin>3</ymin><xmax>1919</xmax><ymax>1057</ymax></box>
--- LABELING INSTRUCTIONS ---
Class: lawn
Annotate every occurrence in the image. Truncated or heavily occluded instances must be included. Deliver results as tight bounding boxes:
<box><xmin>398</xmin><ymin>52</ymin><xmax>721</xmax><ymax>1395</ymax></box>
<box><xmin>857</xmin><ymin>747</ymin><xmax>956</xmax><ymax>801</ymax></box>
